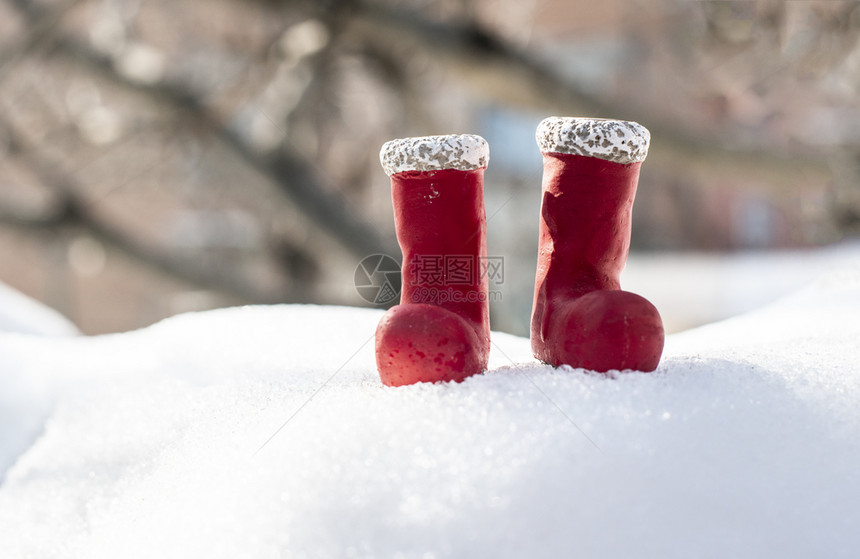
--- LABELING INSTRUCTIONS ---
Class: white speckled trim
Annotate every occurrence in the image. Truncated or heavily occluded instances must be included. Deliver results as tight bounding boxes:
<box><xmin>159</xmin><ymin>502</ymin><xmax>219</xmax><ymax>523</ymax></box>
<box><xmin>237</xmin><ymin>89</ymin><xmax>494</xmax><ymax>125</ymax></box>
<box><xmin>380</xmin><ymin>134</ymin><xmax>489</xmax><ymax>176</ymax></box>
<box><xmin>536</xmin><ymin>117</ymin><xmax>650</xmax><ymax>164</ymax></box>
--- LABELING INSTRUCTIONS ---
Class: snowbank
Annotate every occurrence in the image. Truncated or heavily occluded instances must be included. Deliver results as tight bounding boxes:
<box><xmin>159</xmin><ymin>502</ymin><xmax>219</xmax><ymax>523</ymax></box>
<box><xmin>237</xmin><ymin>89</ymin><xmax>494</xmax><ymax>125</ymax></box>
<box><xmin>1</xmin><ymin>265</ymin><xmax>859</xmax><ymax>558</ymax></box>
<box><xmin>0</xmin><ymin>281</ymin><xmax>79</xmax><ymax>337</ymax></box>
<box><xmin>624</xmin><ymin>240</ymin><xmax>860</xmax><ymax>331</ymax></box>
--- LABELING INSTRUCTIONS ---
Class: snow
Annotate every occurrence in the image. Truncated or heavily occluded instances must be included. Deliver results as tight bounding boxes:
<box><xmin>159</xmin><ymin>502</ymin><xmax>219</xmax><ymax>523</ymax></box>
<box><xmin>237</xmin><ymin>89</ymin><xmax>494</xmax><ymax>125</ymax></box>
<box><xmin>0</xmin><ymin>282</ymin><xmax>79</xmax><ymax>337</ymax></box>
<box><xmin>623</xmin><ymin>240</ymin><xmax>860</xmax><ymax>331</ymax></box>
<box><xmin>1</xmin><ymin>255</ymin><xmax>859</xmax><ymax>558</ymax></box>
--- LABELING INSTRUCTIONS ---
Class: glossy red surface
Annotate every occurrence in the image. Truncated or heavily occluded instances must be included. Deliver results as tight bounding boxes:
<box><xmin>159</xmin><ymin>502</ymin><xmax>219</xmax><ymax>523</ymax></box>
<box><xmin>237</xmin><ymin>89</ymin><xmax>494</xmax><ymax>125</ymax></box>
<box><xmin>531</xmin><ymin>153</ymin><xmax>664</xmax><ymax>372</ymax></box>
<box><xmin>376</xmin><ymin>168</ymin><xmax>490</xmax><ymax>386</ymax></box>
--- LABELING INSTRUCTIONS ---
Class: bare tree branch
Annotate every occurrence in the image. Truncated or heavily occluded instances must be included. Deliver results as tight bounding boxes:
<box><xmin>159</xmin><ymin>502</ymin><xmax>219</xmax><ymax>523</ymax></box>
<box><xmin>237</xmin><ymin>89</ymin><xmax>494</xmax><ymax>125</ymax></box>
<box><xmin>6</xmin><ymin>0</ymin><xmax>397</xmax><ymax>262</ymax></box>
<box><xmin>0</xmin><ymin>0</ymin><xmax>83</xmax><ymax>85</ymax></box>
<box><xmin>0</xmin><ymin>118</ymin><xmax>308</xmax><ymax>305</ymax></box>
<box><xmin>348</xmin><ymin>1</ymin><xmax>832</xmax><ymax>181</ymax></box>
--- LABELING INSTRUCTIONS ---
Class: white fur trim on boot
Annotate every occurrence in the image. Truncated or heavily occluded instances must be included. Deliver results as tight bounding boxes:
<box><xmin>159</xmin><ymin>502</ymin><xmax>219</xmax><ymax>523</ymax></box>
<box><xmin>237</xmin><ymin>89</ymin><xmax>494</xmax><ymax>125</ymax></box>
<box><xmin>536</xmin><ymin>117</ymin><xmax>650</xmax><ymax>165</ymax></box>
<box><xmin>380</xmin><ymin>134</ymin><xmax>489</xmax><ymax>176</ymax></box>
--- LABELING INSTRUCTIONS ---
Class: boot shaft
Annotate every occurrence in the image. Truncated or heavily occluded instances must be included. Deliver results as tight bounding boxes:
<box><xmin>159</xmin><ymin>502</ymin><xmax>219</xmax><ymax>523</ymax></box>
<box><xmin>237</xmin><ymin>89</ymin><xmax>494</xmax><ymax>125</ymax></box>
<box><xmin>391</xmin><ymin>168</ymin><xmax>488</xmax><ymax>330</ymax></box>
<box><xmin>533</xmin><ymin>116</ymin><xmax>650</xmax><ymax>299</ymax></box>
<box><xmin>380</xmin><ymin>134</ymin><xmax>490</xmax><ymax>334</ymax></box>
<box><xmin>537</xmin><ymin>153</ymin><xmax>642</xmax><ymax>296</ymax></box>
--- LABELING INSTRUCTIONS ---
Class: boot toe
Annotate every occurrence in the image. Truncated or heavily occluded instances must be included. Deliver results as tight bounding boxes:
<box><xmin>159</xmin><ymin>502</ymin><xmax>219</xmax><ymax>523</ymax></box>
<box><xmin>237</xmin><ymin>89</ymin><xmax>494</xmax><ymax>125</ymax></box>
<box><xmin>376</xmin><ymin>304</ymin><xmax>488</xmax><ymax>386</ymax></box>
<box><xmin>542</xmin><ymin>290</ymin><xmax>664</xmax><ymax>372</ymax></box>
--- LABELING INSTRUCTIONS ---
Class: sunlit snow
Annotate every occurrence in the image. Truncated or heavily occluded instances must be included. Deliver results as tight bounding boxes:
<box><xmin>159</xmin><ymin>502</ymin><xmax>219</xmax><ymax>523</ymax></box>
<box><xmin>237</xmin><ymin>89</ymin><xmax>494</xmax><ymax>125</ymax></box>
<box><xmin>1</xmin><ymin>251</ymin><xmax>858</xmax><ymax>558</ymax></box>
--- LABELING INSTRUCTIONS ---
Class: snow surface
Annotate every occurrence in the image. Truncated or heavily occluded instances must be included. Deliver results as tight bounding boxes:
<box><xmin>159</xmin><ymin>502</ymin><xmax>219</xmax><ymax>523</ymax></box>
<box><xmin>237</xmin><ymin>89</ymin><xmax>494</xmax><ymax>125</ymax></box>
<box><xmin>0</xmin><ymin>282</ymin><xmax>79</xmax><ymax>337</ymax></box>
<box><xmin>623</xmin><ymin>240</ymin><xmax>860</xmax><ymax>332</ymax></box>
<box><xmin>1</xmin><ymin>264</ymin><xmax>859</xmax><ymax>558</ymax></box>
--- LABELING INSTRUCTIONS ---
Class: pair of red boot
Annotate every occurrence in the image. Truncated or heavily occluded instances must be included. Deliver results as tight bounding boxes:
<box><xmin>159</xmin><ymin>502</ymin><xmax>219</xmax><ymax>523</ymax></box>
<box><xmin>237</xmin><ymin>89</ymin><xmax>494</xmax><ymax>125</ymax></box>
<box><xmin>375</xmin><ymin>117</ymin><xmax>664</xmax><ymax>387</ymax></box>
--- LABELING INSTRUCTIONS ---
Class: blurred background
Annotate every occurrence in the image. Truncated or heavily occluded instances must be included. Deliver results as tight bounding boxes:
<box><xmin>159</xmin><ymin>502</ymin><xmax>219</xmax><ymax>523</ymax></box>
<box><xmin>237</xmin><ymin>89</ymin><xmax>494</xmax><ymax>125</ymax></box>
<box><xmin>0</xmin><ymin>0</ymin><xmax>858</xmax><ymax>336</ymax></box>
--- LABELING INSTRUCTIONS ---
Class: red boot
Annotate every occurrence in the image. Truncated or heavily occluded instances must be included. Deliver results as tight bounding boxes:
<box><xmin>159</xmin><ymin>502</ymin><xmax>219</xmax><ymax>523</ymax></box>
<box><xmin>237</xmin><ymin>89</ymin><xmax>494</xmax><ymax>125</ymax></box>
<box><xmin>376</xmin><ymin>134</ymin><xmax>491</xmax><ymax>386</ymax></box>
<box><xmin>531</xmin><ymin>117</ymin><xmax>664</xmax><ymax>372</ymax></box>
